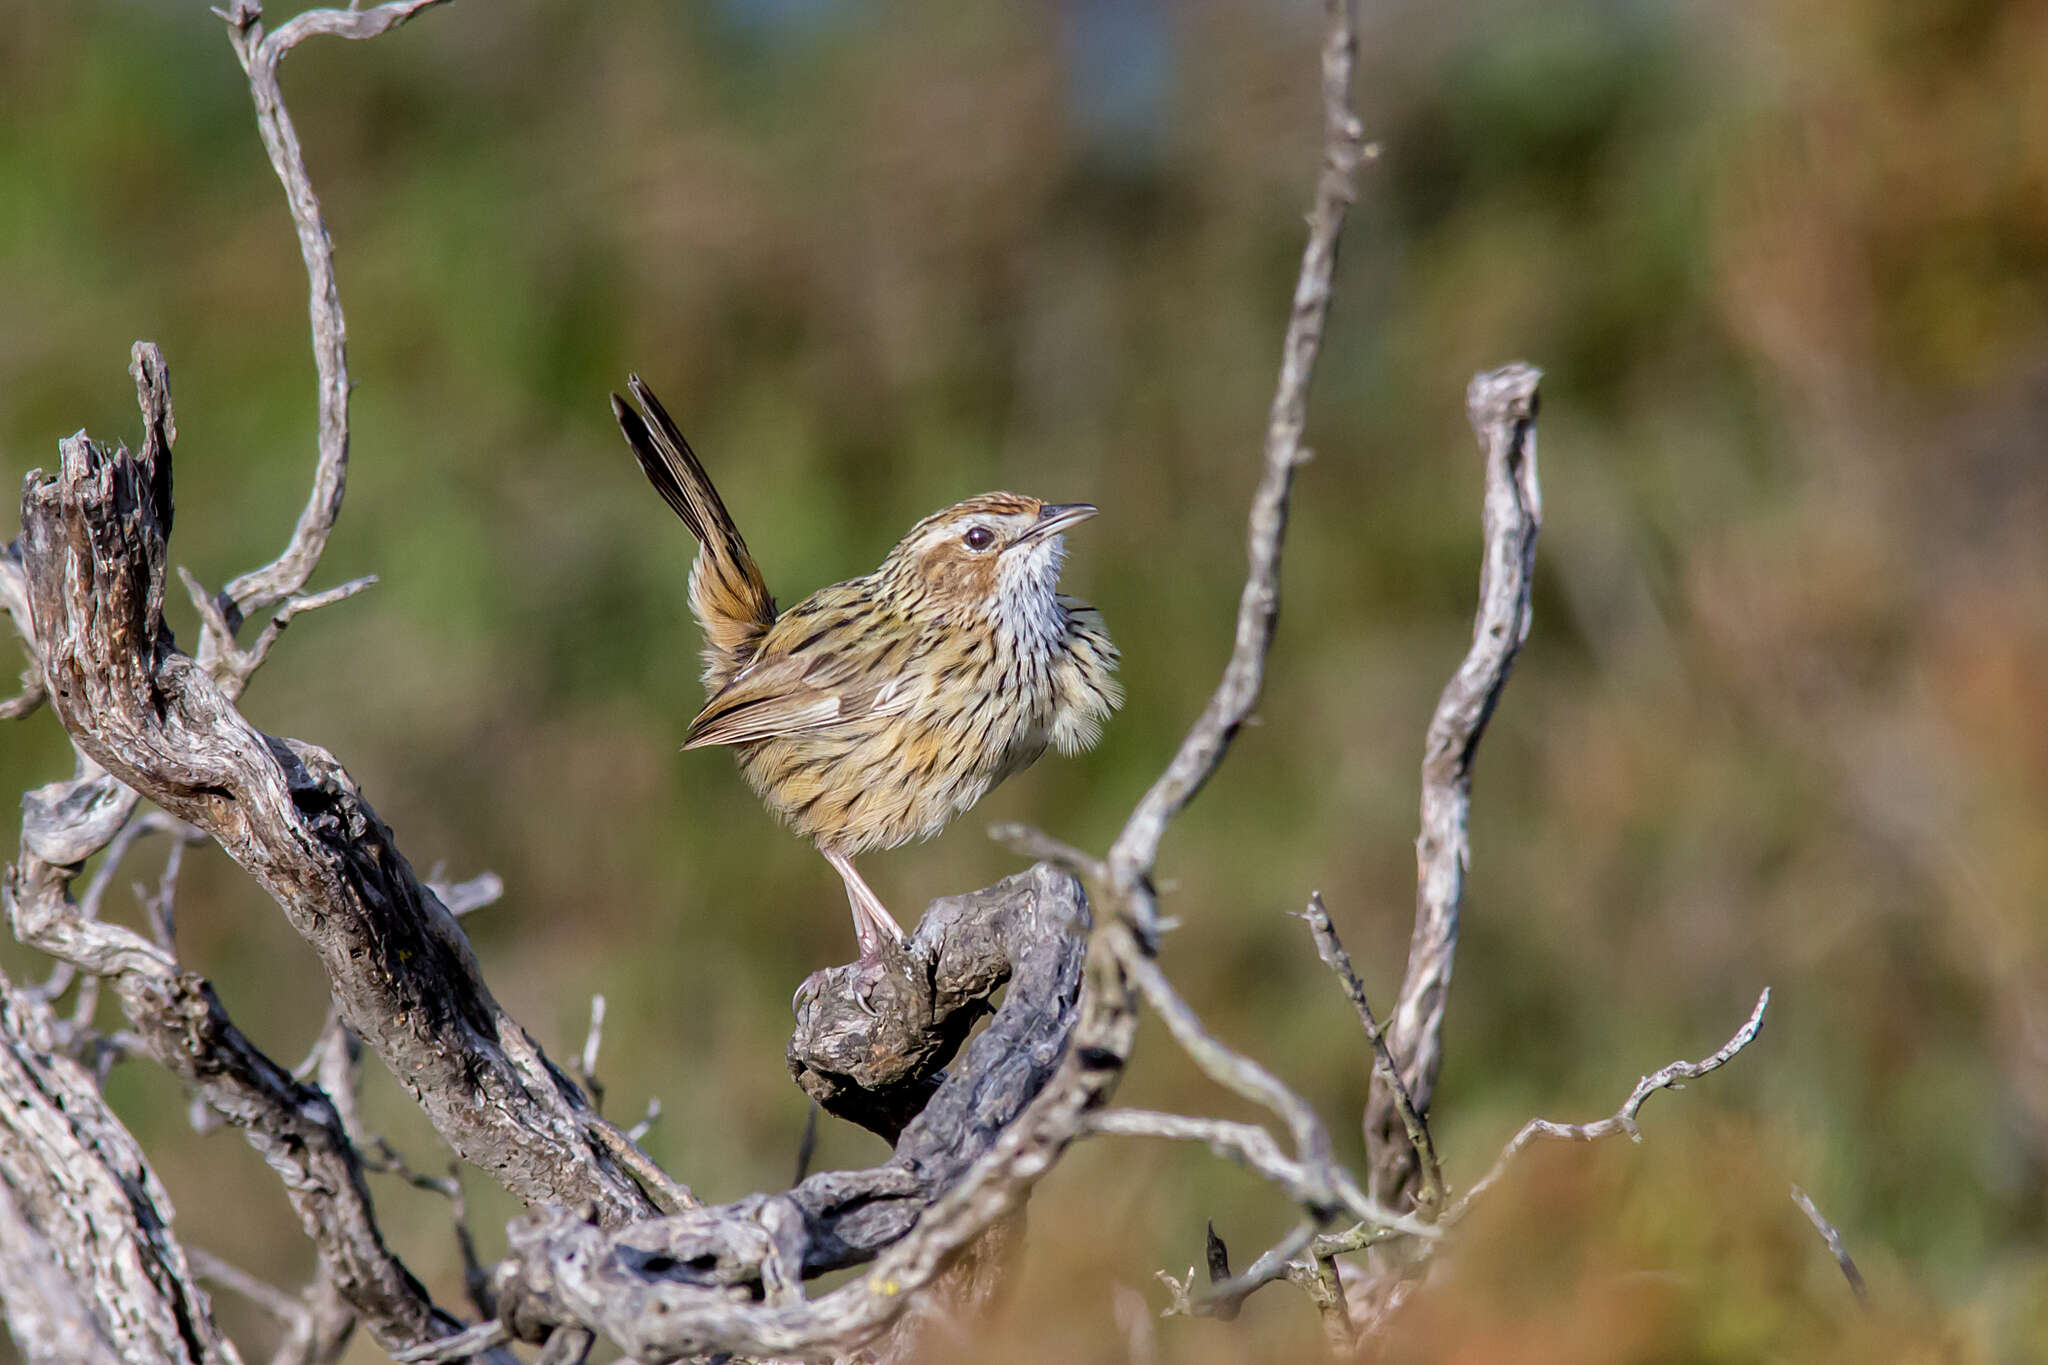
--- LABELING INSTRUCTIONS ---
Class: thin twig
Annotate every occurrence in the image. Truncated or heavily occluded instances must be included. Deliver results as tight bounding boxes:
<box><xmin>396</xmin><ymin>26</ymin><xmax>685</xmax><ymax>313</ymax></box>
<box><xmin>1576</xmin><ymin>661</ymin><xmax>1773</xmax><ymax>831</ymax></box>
<box><xmin>37</xmin><ymin>811</ymin><xmax>188</xmax><ymax>1009</ymax></box>
<box><xmin>390</xmin><ymin>1319</ymin><xmax>510</xmax><ymax>1364</ymax></box>
<box><xmin>142</xmin><ymin>834</ymin><xmax>188</xmax><ymax>953</ymax></box>
<box><xmin>1790</xmin><ymin>1184</ymin><xmax>1869</xmax><ymax>1305</ymax></box>
<box><xmin>427</xmin><ymin>872</ymin><xmax>504</xmax><ymax>917</ymax></box>
<box><xmin>1104</xmin><ymin>0</ymin><xmax>1369</xmax><ymax>917</ymax></box>
<box><xmin>1450</xmin><ymin>989</ymin><xmax>1771</xmax><ymax>1219</ymax></box>
<box><xmin>1287</xmin><ymin>1250</ymin><xmax>1355</xmax><ymax>1356</ymax></box>
<box><xmin>1298</xmin><ymin>891</ymin><xmax>1444</xmax><ymax>1214</ymax></box>
<box><xmin>625</xmin><ymin>1097</ymin><xmax>661</xmax><ymax>1146</ymax></box>
<box><xmin>1309</xmin><ymin>1219</ymin><xmax>1409</xmax><ymax>1260</ymax></box>
<box><xmin>988</xmin><ymin>823</ymin><xmax>1109</xmax><ymax>884</ymax></box>
<box><xmin>189</xmin><ymin>1247</ymin><xmax>310</xmax><ymax>1327</ymax></box>
<box><xmin>586</xmin><ymin>1111</ymin><xmax>697</xmax><ymax>1213</ymax></box>
<box><xmin>1083</xmin><ymin>1109</ymin><xmax>1429</xmax><ymax>1237</ymax></box>
<box><xmin>1118</xmin><ymin>951</ymin><xmax>1338</xmax><ymax>1207</ymax></box>
<box><xmin>240</xmin><ymin>575</ymin><xmax>378</xmax><ymax>678</ymax></box>
<box><xmin>1184</xmin><ymin>1224</ymin><xmax>1316</xmax><ymax>1318</ymax></box>
<box><xmin>578</xmin><ymin>993</ymin><xmax>607</xmax><ymax>1116</ymax></box>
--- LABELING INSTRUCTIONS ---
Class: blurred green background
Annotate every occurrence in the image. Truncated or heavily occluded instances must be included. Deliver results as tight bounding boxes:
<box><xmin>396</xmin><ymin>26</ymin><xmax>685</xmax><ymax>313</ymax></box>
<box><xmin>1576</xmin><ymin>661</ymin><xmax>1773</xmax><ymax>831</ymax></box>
<box><xmin>4</xmin><ymin>0</ymin><xmax>2046</xmax><ymax>1359</ymax></box>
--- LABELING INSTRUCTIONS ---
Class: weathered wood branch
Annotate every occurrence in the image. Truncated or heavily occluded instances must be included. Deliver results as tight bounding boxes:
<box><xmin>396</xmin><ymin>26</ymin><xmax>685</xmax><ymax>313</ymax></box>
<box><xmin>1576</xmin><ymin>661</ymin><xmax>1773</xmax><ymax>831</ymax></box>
<box><xmin>212</xmin><ymin>0</ymin><xmax>451</xmax><ymax>637</ymax></box>
<box><xmin>1364</xmin><ymin>362</ymin><xmax>1543</xmax><ymax>1211</ymax></box>
<box><xmin>0</xmin><ymin>972</ymin><xmax>238</xmax><ymax>1365</ymax></box>
<box><xmin>4</xmin><ymin>843</ymin><xmax>473</xmax><ymax>1358</ymax></box>
<box><xmin>13</xmin><ymin>346</ymin><xmax>656</xmax><ymax>1227</ymax></box>
<box><xmin>475</xmin><ymin>903</ymin><xmax>1136</xmax><ymax>1363</ymax></box>
<box><xmin>1105</xmin><ymin>0</ymin><xmax>1368</xmax><ymax>919</ymax></box>
<box><xmin>790</xmin><ymin>864</ymin><xmax>1091</xmax><ymax>1146</ymax></box>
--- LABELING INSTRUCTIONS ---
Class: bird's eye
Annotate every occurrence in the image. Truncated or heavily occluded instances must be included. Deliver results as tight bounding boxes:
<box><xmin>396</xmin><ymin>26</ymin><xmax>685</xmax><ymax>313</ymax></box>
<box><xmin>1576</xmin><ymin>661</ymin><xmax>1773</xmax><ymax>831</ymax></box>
<box><xmin>963</xmin><ymin>526</ymin><xmax>995</xmax><ymax>551</ymax></box>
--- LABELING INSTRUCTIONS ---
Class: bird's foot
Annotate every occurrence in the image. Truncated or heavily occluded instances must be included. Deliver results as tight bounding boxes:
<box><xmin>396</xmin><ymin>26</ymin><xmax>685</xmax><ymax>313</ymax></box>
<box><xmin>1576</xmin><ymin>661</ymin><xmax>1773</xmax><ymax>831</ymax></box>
<box><xmin>850</xmin><ymin>952</ymin><xmax>894</xmax><ymax>1017</ymax></box>
<box><xmin>792</xmin><ymin>969</ymin><xmax>830</xmax><ymax>1019</ymax></box>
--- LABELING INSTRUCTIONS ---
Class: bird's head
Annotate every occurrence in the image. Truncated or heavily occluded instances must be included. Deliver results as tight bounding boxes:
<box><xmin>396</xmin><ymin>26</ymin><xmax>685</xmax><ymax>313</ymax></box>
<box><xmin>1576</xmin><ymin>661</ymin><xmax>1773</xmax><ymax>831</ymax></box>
<box><xmin>879</xmin><ymin>493</ymin><xmax>1098</xmax><ymax>622</ymax></box>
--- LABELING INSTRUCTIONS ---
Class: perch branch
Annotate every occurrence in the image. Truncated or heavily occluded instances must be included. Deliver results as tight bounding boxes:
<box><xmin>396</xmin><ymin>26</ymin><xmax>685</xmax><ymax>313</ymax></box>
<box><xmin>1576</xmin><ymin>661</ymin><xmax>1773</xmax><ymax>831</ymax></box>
<box><xmin>1364</xmin><ymin>361</ymin><xmax>1544</xmax><ymax>1210</ymax></box>
<box><xmin>476</xmin><ymin>868</ymin><xmax>1131</xmax><ymax>1361</ymax></box>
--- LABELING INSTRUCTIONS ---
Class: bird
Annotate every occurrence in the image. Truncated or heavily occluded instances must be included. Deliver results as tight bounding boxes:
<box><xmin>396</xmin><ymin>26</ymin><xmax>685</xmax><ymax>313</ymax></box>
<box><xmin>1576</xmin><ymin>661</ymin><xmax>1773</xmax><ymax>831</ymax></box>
<box><xmin>611</xmin><ymin>374</ymin><xmax>1121</xmax><ymax>969</ymax></box>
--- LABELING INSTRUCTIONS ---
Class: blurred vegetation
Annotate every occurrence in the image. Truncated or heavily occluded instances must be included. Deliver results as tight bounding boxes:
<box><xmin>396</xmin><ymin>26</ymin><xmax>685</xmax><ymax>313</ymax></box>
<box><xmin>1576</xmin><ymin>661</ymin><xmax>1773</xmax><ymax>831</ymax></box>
<box><xmin>4</xmin><ymin>0</ymin><xmax>2046</xmax><ymax>1359</ymax></box>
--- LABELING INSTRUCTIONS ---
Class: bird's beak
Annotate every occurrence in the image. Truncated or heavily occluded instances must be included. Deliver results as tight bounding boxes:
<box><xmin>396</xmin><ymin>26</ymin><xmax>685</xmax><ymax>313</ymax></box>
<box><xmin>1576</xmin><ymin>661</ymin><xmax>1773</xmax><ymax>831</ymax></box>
<box><xmin>1016</xmin><ymin>503</ymin><xmax>1098</xmax><ymax>544</ymax></box>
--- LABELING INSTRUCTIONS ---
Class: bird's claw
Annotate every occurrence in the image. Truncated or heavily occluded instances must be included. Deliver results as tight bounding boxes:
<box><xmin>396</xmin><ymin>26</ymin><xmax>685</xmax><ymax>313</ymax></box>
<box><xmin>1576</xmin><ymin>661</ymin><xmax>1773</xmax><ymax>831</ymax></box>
<box><xmin>791</xmin><ymin>969</ymin><xmax>828</xmax><ymax>1019</ymax></box>
<box><xmin>852</xmin><ymin>956</ymin><xmax>889</xmax><ymax>1018</ymax></box>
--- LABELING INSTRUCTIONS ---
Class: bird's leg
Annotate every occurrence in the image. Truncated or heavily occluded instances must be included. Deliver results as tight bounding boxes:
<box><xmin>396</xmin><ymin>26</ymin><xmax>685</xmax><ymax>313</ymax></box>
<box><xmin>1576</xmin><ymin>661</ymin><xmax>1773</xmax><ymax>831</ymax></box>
<box><xmin>821</xmin><ymin>847</ymin><xmax>906</xmax><ymax>961</ymax></box>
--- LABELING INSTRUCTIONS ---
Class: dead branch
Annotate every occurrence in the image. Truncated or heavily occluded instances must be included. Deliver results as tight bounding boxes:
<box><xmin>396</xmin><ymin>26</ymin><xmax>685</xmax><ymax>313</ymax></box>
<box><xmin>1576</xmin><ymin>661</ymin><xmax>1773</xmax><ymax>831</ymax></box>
<box><xmin>1449</xmin><ymin>989</ymin><xmax>1772</xmax><ymax>1218</ymax></box>
<box><xmin>1298</xmin><ymin>892</ymin><xmax>1445</xmax><ymax>1213</ymax></box>
<box><xmin>1365</xmin><ymin>362</ymin><xmax>1544</xmax><ymax>1211</ymax></box>
<box><xmin>213</xmin><ymin>0</ymin><xmax>449</xmax><ymax>637</ymax></box>
<box><xmin>1104</xmin><ymin>0</ymin><xmax>1369</xmax><ymax>926</ymax></box>
<box><xmin>4</xmin><ymin>842</ymin><xmax>476</xmax><ymax>1355</ymax></box>
<box><xmin>0</xmin><ymin>972</ymin><xmax>238</xmax><ymax>1365</ymax></box>
<box><xmin>475</xmin><ymin>865</ymin><xmax>1109</xmax><ymax>1360</ymax></box>
<box><xmin>14</xmin><ymin>348</ymin><xmax>656</xmax><ymax>1227</ymax></box>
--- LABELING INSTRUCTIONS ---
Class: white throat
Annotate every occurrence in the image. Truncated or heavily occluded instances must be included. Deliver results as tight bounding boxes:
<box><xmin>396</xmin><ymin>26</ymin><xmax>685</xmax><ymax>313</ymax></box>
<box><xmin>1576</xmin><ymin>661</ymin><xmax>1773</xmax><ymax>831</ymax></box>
<box><xmin>991</xmin><ymin>534</ymin><xmax>1069</xmax><ymax>657</ymax></box>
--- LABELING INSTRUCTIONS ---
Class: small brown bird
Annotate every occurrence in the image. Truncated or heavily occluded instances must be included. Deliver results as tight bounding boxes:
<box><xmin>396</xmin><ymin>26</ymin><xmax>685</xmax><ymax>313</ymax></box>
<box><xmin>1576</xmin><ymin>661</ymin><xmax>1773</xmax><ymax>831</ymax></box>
<box><xmin>612</xmin><ymin>376</ymin><xmax>1121</xmax><ymax>965</ymax></box>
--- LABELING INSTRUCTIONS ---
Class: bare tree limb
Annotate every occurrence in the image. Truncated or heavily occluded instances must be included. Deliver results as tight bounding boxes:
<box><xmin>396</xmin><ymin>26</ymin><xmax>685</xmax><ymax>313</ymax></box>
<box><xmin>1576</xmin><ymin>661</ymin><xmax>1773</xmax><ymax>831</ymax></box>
<box><xmin>212</xmin><ymin>0</ymin><xmax>449</xmax><ymax>636</ymax></box>
<box><xmin>1365</xmin><ymin>362</ymin><xmax>1544</xmax><ymax>1210</ymax></box>
<box><xmin>1449</xmin><ymin>990</ymin><xmax>1771</xmax><ymax>1218</ymax></box>
<box><xmin>3</xmin><ymin>846</ymin><xmax>486</xmax><ymax>1357</ymax></box>
<box><xmin>1104</xmin><ymin>0</ymin><xmax>1369</xmax><ymax>925</ymax></box>
<box><xmin>15</xmin><ymin>348</ymin><xmax>657</xmax><ymax>1228</ymax></box>
<box><xmin>0</xmin><ymin>971</ymin><xmax>239</xmax><ymax>1365</ymax></box>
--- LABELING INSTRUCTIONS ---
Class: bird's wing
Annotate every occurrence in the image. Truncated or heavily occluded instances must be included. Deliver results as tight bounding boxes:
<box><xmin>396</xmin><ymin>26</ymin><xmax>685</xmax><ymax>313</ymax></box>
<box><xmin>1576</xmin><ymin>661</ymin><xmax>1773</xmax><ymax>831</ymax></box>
<box><xmin>681</xmin><ymin>586</ymin><xmax>919</xmax><ymax>748</ymax></box>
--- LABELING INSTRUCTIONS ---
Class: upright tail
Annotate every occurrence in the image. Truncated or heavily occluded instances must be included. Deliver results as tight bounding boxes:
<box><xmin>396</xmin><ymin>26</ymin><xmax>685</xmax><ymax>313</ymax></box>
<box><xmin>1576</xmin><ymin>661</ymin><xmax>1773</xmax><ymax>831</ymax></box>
<box><xmin>612</xmin><ymin>376</ymin><xmax>776</xmax><ymax>682</ymax></box>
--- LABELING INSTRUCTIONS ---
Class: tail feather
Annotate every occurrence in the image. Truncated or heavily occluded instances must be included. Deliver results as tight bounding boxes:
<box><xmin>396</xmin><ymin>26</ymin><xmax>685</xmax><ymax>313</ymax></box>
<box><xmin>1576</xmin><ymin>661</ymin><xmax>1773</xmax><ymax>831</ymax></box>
<box><xmin>613</xmin><ymin>376</ymin><xmax>776</xmax><ymax>679</ymax></box>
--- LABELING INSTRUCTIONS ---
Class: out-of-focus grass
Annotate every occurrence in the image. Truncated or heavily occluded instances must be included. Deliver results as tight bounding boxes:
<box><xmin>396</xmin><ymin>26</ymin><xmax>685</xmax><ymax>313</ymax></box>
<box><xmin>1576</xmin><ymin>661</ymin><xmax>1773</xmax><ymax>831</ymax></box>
<box><xmin>3</xmin><ymin>1</ymin><xmax>2045</xmax><ymax>1359</ymax></box>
